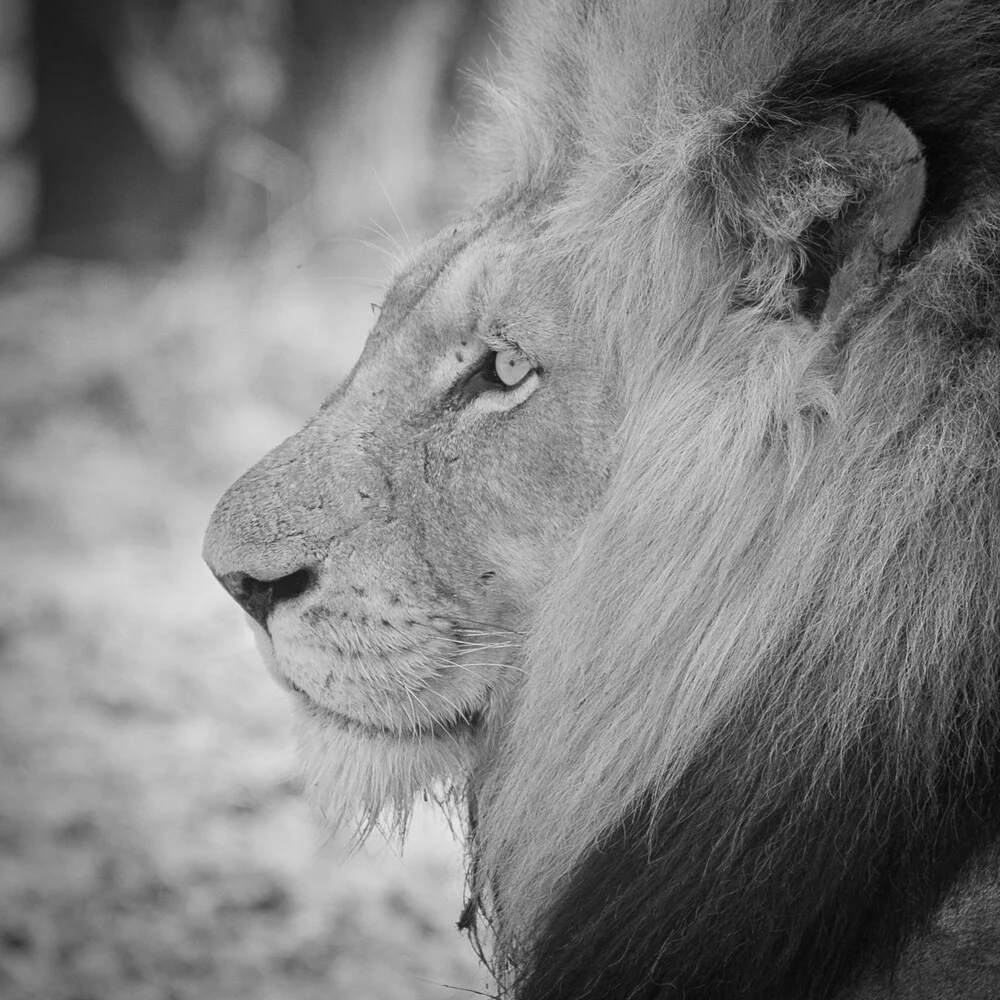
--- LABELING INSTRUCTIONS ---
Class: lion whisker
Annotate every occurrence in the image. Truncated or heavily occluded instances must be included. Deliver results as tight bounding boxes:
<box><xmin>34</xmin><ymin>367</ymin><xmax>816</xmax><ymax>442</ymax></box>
<box><xmin>368</xmin><ymin>213</ymin><xmax>409</xmax><ymax>259</ymax></box>
<box><xmin>444</xmin><ymin>660</ymin><xmax>528</xmax><ymax>676</ymax></box>
<box><xmin>430</xmin><ymin>614</ymin><xmax>523</xmax><ymax>636</ymax></box>
<box><xmin>372</xmin><ymin>172</ymin><xmax>411</xmax><ymax>249</ymax></box>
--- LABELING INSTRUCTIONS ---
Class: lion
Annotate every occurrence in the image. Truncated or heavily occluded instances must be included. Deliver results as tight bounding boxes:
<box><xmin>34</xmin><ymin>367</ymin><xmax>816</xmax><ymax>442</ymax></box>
<box><xmin>204</xmin><ymin>0</ymin><xmax>1000</xmax><ymax>997</ymax></box>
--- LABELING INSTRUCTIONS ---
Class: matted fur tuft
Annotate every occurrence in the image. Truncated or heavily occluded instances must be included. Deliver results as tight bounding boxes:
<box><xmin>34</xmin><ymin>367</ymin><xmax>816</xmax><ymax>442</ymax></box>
<box><xmin>465</xmin><ymin>1</ymin><xmax>1000</xmax><ymax>998</ymax></box>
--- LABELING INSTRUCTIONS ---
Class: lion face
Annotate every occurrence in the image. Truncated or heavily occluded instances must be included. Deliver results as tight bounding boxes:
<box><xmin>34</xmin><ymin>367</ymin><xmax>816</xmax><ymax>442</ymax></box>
<box><xmin>203</xmin><ymin>207</ymin><xmax>613</xmax><ymax>829</ymax></box>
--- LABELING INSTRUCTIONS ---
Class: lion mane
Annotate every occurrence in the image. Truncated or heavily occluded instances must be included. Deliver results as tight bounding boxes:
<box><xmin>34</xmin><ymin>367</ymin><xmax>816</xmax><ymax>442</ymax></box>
<box><xmin>204</xmin><ymin>1</ymin><xmax>1000</xmax><ymax>997</ymax></box>
<box><xmin>468</xmin><ymin>1</ymin><xmax>1000</xmax><ymax>998</ymax></box>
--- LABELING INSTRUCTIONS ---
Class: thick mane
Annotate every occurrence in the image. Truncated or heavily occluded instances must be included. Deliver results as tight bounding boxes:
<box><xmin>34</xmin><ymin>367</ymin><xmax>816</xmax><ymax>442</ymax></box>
<box><xmin>469</xmin><ymin>1</ymin><xmax>1000</xmax><ymax>998</ymax></box>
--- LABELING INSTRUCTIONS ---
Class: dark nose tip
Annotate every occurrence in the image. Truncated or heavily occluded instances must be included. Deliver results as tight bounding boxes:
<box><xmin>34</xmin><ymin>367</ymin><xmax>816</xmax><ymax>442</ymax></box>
<box><xmin>216</xmin><ymin>567</ymin><xmax>315</xmax><ymax>630</ymax></box>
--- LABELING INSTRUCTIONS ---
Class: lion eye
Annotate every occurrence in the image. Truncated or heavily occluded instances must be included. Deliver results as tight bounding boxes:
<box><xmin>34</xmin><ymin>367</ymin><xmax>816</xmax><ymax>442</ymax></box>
<box><xmin>449</xmin><ymin>343</ymin><xmax>540</xmax><ymax>404</ymax></box>
<box><xmin>494</xmin><ymin>349</ymin><xmax>533</xmax><ymax>387</ymax></box>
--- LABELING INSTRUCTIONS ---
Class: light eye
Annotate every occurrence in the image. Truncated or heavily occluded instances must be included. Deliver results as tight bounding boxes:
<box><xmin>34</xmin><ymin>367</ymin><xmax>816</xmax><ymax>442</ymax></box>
<box><xmin>448</xmin><ymin>341</ymin><xmax>541</xmax><ymax>404</ymax></box>
<box><xmin>494</xmin><ymin>348</ymin><xmax>533</xmax><ymax>387</ymax></box>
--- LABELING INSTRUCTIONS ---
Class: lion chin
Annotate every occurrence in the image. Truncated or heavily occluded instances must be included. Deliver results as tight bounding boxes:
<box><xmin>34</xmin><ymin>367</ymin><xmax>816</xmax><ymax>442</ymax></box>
<box><xmin>291</xmin><ymin>702</ymin><xmax>474</xmax><ymax>841</ymax></box>
<box><xmin>247</xmin><ymin>617</ymin><xmax>489</xmax><ymax>839</ymax></box>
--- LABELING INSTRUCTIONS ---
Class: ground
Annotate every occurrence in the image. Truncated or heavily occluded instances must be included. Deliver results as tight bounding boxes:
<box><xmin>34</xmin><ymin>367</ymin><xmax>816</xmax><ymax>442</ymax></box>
<box><xmin>0</xmin><ymin>246</ymin><xmax>485</xmax><ymax>1000</ymax></box>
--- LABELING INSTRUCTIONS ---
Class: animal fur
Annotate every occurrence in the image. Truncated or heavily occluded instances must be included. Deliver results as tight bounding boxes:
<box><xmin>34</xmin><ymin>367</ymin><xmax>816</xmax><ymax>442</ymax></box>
<box><xmin>467</xmin><ymin>1</ymin><xmax>1000</xmax><ymax>998</ymax></box>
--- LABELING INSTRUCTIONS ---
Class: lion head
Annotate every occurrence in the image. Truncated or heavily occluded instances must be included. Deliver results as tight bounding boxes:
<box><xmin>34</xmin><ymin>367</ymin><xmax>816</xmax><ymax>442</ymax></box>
<box><xmin>203</xmin><ymin>208</ymin><xmax>613</xmax><ymax>837</ymax></box>
<box><xmin>206</xmin><ymin>1</ymin><xmax>1000</xmax><ymax>997</ymax></box>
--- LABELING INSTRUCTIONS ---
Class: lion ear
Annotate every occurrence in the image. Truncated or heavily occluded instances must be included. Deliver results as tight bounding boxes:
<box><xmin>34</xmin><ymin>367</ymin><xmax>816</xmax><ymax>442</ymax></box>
<box><xmin>793</xmin><ymin>102</ymin><xmax>926</xmax><ymax>322</ymax></box>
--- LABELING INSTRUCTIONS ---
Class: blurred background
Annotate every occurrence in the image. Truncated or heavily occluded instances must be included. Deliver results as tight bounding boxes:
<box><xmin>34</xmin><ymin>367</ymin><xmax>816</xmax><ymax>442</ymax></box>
<box><xmin>0</xmin><ymin>1</ymin><xmax>506</xmax><ymax>997</ymax></box>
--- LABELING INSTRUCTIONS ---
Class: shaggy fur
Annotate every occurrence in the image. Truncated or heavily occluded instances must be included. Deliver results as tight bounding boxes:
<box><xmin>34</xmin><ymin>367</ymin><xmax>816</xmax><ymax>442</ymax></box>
<box><xmin>467</xmin><ymin>1</ymin><xmax>1000</xmax><ymax>998</ymax></box>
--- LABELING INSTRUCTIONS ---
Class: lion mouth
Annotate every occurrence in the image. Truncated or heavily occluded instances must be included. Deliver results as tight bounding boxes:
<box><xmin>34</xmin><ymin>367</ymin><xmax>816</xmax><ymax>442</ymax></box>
<box><xmin>288</xmin><ymin>682</ymin><xmax>485</xmax><ymax>741</ymax></box>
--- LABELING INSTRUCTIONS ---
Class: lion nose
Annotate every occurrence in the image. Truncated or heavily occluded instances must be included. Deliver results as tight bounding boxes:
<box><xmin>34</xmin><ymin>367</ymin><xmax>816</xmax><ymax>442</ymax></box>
<box><xmin>215</xmin><ymin>567</ymin><xmax>315</xmax><ymax>630</ymax></box>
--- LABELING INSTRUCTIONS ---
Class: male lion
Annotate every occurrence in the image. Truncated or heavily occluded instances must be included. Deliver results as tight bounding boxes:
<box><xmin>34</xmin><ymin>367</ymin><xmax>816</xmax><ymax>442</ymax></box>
<box><xmin>205</xmin><ymin>0</ymin><xmax>1000</xmax><ymax>997</ymax></box>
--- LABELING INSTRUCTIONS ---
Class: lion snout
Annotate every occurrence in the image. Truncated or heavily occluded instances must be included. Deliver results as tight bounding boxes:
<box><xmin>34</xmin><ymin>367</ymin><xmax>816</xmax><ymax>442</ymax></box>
<box><xmin>203</xmin><ymin>470</ymin><xmax>322</xmax><ymax>630</ymax></box>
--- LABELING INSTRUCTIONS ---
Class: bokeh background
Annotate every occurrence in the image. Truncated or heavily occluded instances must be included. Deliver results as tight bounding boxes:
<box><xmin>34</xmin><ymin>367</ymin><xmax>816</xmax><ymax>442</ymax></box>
<box><xmin>0</xmin><ymin>2</ymin><xmax>506</xmax><ymax>997</ymax></box>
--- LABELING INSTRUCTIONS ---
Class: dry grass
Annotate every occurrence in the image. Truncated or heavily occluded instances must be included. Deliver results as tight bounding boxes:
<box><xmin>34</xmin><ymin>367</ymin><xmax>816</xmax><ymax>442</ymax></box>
<box><xmin>0</xmin><ymin>248</ymin><xmax>485</xmax><ymax>1000</ymax></box>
